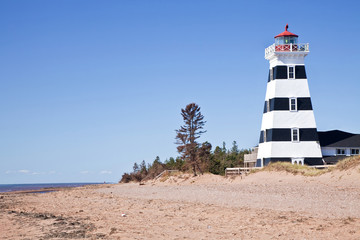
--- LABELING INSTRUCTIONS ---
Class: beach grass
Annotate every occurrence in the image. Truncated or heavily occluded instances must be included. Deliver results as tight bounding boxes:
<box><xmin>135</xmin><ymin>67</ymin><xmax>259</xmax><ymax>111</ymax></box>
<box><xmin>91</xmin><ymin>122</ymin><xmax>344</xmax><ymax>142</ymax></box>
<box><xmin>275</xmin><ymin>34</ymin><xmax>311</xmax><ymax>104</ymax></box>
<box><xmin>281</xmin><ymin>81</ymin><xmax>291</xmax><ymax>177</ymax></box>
<box><xmin>260</xmin><ymin>155</ymin><xmax>360</xmax><ymax>176</ymax></box>
<box><xmin>335</xmin><ymin>155</ymin><xmax>360</xmax><ymax>170</ymax></box>
<box><xmin>262</xmin><ymin>162</ymin><xmax>327</xmax><ymax>176</ymax></box>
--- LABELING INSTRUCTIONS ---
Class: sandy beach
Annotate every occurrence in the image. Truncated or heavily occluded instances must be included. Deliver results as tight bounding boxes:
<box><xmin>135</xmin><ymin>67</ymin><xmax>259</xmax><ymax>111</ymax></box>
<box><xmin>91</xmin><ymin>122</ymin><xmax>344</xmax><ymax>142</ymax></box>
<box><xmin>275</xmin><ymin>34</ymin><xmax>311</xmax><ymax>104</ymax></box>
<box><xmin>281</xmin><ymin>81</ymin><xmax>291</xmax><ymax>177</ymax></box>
<box><xmin>1</xmin><ymin>167</ymin><xmax>360</xmax><ymax>240</ymax></box>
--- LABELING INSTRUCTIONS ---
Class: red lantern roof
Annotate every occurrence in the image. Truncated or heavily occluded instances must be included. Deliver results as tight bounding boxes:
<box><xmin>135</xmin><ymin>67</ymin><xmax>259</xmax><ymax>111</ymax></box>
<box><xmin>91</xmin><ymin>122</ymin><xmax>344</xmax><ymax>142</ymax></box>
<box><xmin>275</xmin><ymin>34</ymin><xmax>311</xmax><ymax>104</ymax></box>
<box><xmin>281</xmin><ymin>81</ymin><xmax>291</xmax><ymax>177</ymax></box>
<box><xmin>274</xmin><ymin>24</ymin><xmax>298</xmax><ymax>38</ymax></box>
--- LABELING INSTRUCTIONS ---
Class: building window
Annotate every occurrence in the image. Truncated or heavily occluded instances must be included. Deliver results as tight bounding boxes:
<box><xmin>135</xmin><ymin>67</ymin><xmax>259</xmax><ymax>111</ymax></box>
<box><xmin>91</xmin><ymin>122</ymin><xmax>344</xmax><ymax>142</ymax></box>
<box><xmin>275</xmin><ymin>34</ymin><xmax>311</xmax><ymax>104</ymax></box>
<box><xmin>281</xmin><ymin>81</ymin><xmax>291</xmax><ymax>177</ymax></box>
<box><xmin>336</xmin><ymin>149</ymin><xmax>346</xmax><ymax>155</ymax></box>
<box><xmin>288</xmin><ymin>66</ymin><xmax>295</xmax><ymax>79</ymax></box>
<box><xmin>290</xmin><ymin>98</ymin><xmax>297</xmax><ymax>111</ymax></box>
<box><xmin>351</xmin><ymin>149</ymin><xmax>360</xmax><ymax>155</ymax></box>
<box><xmin>267</xmin><ymin>101</ymin><xmax>270</xmax><ymax>112</ymax></box>
<box><xmin>270</xmin><ymin>68</ymin><xmax>273</xmax><ymax>80</ymax></box>
<box><xmin>291</xmin><ymin>128</ymin><xmax>299</xmax><ymax>142</ymax></box>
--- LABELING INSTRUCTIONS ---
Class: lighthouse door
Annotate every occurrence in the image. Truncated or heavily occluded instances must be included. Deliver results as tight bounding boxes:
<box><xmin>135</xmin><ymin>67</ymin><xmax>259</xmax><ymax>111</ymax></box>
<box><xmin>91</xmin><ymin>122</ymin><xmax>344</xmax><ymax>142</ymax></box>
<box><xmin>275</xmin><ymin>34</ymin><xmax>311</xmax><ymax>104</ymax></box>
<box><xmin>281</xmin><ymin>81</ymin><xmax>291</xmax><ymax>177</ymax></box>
<box><xmin>292</xmin><ymin>158</ymin><xmax>304</xmax><ymax>165</ymax></box>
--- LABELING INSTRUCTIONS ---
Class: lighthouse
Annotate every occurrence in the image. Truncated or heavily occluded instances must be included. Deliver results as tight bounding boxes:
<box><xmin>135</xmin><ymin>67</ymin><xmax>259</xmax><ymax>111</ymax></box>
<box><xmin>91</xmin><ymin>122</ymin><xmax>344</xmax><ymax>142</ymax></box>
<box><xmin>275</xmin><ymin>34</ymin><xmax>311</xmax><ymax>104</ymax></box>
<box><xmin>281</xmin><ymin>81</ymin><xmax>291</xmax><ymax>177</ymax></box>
<box><xmin>256</xmin><ymin>25</ymin><xmax>323</xmax><ymax>167</ymax></box>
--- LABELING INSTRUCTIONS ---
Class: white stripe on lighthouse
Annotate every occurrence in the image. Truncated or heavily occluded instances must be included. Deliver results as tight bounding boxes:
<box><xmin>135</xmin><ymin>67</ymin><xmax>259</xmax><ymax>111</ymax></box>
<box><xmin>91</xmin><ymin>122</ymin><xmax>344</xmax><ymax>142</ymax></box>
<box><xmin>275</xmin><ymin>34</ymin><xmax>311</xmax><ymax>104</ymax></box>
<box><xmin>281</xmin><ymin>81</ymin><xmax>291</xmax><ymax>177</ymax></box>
<box><xmin>260</xmin><ymin>111</ymin><xmax>317</xmax><ymax>130</ymax></box>
<box><xmin>265</xmin><ymin>79</ymin><xmax>311</xmax><ymax>100</ymax></box>
<box><xmin>258</xmin><ymin>142</ymin><xmax>322</xmax><ymax>159</ymax></box>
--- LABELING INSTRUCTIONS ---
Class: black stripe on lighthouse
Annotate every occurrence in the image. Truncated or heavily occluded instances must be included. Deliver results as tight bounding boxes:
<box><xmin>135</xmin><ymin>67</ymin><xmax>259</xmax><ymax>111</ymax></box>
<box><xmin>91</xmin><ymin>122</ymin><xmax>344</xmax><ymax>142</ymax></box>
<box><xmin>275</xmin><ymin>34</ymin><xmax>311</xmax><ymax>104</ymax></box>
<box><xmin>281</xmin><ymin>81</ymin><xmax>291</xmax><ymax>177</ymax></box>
<box><xmin>295</xmin><ymin>66</ymin><xmax>307</xmax><ymax>79</ymax></box>
<box><xmin>269</xmin><ymin>65</ymin><xmax>307</xmax><ymax>81</ymax></box>
<box><xmin>273</xmin><ymin>66</ymin><xmax>287</xmax><ymax>79</ymax></box>
<box><xmin>270</xmin><ymin>98</ymin><xmax>289</xmax><ymax>111</ymax></box>
<box><xmin>259</xmin><ymin>128</ymin><xmax>319</xmax><ymax>143</ymax></box>
<box><xmin>298</xmin><ymin>98</ymin><xmax>313</xmax><ymax>110</ymax></box>
<box><xmin>263</xmin><ymin>97</ymin><xmax>312</xmax><ymax>113</ymax></box>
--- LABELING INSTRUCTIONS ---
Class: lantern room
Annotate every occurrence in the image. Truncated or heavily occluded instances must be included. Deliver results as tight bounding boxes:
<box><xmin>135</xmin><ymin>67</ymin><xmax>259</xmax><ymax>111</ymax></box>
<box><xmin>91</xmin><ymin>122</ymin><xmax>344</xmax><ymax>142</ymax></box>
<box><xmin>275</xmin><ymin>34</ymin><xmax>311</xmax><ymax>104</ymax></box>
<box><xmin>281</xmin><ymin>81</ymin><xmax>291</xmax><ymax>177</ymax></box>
<box><xmin>269</xmin><ymin>24</ymin><xmax>304</xmax><ymax>53</ymax></box>
<box><xmin>274</xmin><ymin>24</ymin><xmax>298</xmax><ymax>45</ymax></box>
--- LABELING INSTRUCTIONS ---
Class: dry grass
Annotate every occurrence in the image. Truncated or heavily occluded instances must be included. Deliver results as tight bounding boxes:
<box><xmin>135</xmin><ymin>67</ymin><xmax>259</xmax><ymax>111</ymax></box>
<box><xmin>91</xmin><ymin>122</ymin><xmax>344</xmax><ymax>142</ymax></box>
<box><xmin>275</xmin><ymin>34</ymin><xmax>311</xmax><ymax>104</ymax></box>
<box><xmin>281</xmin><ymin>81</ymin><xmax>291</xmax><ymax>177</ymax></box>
<box><xmin>334</xmin><ymin>155</ymin><xmax>360</xmax><ymax>170</ymax></box>
<box><xmin>260</xmin><ymin>156</ymin><xmax>360</xmax><ymax>176</ymax></box>
<box><xmin>152</xmin><ymin>157</ymin><xmax>360</xmax><ymax>182</ymax></box>
<box><xmin>262</xmin><ymin>162</ymin><xmax>327</xmax><ymax>176</ymax></box>
<box><xmin>159</xmin><ymin>170</ymin><xmax>182</xmax><ymax>182</ymax></box>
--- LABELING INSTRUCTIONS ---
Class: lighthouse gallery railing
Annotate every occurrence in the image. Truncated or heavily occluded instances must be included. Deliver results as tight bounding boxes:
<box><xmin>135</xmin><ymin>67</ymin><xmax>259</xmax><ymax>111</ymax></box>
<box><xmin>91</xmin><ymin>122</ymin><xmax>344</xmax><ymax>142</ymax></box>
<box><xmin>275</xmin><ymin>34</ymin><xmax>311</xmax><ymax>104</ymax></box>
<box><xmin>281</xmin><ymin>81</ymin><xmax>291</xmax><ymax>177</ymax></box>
<box><xmin>265</xmin><ymin>43</ymin><xmax>309</xmax><ymax>58</ymax></box>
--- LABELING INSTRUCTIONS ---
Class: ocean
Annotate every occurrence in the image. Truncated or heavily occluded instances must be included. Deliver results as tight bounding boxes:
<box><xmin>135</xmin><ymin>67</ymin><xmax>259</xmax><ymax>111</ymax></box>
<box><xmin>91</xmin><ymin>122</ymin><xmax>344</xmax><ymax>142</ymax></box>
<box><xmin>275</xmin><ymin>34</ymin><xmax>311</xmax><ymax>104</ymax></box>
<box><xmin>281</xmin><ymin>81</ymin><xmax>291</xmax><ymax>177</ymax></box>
<box><xmin>0</xmin><ymin>183</ymin><xmax>102</xmax><ymax>193</ymax></box>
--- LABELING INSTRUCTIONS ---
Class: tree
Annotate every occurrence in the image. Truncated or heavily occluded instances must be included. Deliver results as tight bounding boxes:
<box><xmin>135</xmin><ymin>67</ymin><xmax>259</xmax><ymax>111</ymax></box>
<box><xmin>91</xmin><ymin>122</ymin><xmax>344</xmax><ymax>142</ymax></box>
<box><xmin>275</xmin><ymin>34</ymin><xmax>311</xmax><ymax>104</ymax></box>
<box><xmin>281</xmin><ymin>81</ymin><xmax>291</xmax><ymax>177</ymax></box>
<box><xmin>197</xmin><ymin>142</ymin><xmax>212</xmax><ymax>172</ymax></box>
<box><xmin>176</xmin><ymin>103</ymin><xmax>206</xmax><ymax>176</ymax></box>
<box><xmin>165</xmin><ymin>157</ymin><xmax>176</xmax><ymax>169</ymax></box>
<box><xmin>132</xmin><ymin>162</ymin><xmax>139</xmax><ymax>173</ymax></box>
<box><xmin>152</xmin><ymin>156</ymin><xmax>162</xmax><ymax>173</ymax></box>
<box><xmin>147</xmin><ymin>156</ymin><xmax>165</xmax><ymax>178</ymax></box>
<box><xmin>222</xmin><ymin>141</ymin><xmax>227</xmax><ymax>152</ymax></box>
<box><xmin>140</xmin><ymin>160</ymin><xmax>148</xmax><ymax>175</ymax></box>
<box><xmin>231</xmin><ymin>141</ymin><xmax>239</xmax><ymax>154</ymax></box>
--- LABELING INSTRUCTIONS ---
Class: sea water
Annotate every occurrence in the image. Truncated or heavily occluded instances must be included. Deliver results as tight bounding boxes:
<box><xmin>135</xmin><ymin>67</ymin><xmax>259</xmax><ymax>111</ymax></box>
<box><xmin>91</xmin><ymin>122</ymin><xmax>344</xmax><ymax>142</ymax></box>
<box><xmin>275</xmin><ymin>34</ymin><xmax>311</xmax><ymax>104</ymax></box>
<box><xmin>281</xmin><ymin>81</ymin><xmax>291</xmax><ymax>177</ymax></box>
<box><xmin>0</xmin><ymin>183</ymin><xmax>101</xmax><ymax>193</ymax></box>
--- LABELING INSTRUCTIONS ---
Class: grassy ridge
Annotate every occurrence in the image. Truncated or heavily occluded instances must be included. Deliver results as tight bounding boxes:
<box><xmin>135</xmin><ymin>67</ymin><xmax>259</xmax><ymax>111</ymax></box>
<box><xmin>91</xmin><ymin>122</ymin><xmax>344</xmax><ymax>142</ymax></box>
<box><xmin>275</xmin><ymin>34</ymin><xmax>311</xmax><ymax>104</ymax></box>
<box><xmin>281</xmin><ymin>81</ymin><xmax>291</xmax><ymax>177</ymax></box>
<box><xmin>261</xmin><ymin>156</ymin><xmax>360</xmax><ymax>176</ymax></box>
<box><xmin>335</xmin><ymin>156</ymin><xmax>360</xmax><ymax>170</ymax></box>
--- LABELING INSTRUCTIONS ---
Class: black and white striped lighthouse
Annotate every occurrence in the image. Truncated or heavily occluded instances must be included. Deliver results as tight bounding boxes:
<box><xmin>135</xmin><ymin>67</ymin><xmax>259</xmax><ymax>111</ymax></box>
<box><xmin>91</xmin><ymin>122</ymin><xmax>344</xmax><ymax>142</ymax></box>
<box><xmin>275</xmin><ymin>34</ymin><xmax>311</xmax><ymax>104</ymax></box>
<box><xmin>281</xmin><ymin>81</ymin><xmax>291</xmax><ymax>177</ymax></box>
<box><xmin>256</xmin><ymin>25</ymin><xmax>323</xmax><ymax>167</ymax></box>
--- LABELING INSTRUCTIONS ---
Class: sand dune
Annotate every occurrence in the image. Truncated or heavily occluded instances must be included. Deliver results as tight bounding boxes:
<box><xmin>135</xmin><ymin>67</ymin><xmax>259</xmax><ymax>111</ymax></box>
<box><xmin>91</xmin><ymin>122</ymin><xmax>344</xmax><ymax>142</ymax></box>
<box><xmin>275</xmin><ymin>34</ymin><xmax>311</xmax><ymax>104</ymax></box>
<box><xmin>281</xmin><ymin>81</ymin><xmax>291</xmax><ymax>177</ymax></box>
<box><xmin>1</xmin><ymin>166</ymin><xmax>360</xmax><ymax>239</ymax></box>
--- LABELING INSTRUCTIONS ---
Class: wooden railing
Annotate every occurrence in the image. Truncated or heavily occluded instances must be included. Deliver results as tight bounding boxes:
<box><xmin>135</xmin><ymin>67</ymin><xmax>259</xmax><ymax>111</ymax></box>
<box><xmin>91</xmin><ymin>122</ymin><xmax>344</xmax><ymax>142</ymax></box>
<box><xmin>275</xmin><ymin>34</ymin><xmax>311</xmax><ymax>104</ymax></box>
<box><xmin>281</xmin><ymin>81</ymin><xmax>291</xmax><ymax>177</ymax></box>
<box><xmin>225</xmin><ymin>167</ymin><xmax>262</xmax><ymax>176</ymax></box>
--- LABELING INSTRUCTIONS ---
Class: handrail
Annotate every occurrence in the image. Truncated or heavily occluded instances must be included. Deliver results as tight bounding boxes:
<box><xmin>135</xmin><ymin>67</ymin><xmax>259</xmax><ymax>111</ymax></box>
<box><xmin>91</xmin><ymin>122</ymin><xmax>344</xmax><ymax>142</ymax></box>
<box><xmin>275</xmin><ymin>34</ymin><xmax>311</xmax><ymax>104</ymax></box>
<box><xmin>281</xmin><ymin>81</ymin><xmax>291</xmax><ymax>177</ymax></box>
<box><xmin>265</xmin><ymin>43</ymin><xmax>309</xmax><ymax>58</ymax></box>
<box><xmin>154</xmin><ymin>170</ymin><xmax>179</xmax><ymax>179</ymax></box>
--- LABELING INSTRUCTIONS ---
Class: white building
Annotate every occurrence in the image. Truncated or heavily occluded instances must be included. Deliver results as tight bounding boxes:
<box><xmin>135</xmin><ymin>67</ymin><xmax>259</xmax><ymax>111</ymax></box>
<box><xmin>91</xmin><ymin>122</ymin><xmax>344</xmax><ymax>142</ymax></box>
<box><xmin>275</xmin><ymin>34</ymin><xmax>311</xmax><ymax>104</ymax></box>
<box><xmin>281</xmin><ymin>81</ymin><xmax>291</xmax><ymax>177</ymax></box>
<box><xmin>256</xmin><ymin>25</ymin><xmax>323</xmax><ymax>167</ymax></box>
<box><xmin>318</xmin><ymin>130</ymin><xmax>360</xmax><ymax>164</ymax></box>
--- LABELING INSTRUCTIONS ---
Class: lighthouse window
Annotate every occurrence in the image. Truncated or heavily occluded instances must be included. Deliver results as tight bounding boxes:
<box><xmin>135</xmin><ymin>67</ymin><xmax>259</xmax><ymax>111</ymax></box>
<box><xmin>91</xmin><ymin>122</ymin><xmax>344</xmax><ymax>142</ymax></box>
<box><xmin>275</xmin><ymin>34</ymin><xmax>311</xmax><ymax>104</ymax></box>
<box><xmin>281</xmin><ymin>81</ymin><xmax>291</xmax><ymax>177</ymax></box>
<box><xmin>288</xmin><ymin>66</ymin><xmax>295</xmax><ymax>79</ymax></box>
<box><xmin>290</xmin><ymin>98</ymin><xmax>297</xmax><ymax>111</ymax></box>
<box><xmin>270</xmin><ymin>68</ymin><xmax>273</xmax><ymax>80</ymax></box>
<box><xmin>291</xmin><ymin>128</ymin><xmax>299</xmax><ymax>142</ymax></box>
<box><xmin>284</xmin><ymin>36</ymin><xmax>290</xmax><ymax>44</ymax></box>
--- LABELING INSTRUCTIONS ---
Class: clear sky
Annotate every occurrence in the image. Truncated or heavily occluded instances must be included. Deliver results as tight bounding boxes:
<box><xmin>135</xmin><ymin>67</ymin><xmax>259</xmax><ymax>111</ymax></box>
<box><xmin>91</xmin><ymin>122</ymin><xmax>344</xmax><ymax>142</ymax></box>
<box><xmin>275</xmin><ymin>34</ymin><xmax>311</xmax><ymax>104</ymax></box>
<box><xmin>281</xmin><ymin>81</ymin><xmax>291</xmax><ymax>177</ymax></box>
<box><xmin>1</xmin><ymin>0</ymin><xmax>360</xmax><ymax>184</ymax></box>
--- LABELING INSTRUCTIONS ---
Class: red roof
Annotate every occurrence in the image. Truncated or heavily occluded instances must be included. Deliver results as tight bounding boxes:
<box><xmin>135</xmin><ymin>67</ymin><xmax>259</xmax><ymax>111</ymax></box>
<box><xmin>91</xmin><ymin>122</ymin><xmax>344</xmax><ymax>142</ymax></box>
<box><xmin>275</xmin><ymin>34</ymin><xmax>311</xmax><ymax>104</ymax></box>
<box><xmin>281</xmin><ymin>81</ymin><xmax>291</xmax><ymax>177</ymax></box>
<box><xmin>274</xmin><ymin>24</ymin><xmax>298</xmax><ymax>38</ymax></box>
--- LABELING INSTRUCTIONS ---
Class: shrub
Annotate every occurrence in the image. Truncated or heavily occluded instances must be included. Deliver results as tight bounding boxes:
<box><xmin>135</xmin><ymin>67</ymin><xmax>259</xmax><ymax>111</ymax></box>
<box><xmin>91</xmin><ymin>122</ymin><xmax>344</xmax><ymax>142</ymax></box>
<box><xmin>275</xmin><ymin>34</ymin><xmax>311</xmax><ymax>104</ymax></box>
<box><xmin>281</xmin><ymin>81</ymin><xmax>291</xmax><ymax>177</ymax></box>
<box><xmin>119</xmin><ymin>173</ymin><xmax>132</xmax><ymax>183</ymax></box>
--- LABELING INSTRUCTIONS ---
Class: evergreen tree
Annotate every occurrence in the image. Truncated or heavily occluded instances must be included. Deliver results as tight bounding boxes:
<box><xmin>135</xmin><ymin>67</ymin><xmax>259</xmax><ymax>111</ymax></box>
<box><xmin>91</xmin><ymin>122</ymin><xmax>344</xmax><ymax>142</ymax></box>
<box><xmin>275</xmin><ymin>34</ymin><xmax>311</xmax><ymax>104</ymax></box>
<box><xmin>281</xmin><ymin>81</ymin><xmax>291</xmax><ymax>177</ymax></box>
<box><xmin>132</xmin><ymin>162</ymin><xmax>139</xmax><ymax>173</ymax></box>
<box><xmin>140</xmin><ymin>160</ymin><xmax>147</xmax><ymax>174</ymax></box>
<box><xmin>211</xmin><ymin>146</ymin><xmax>224</xmax><ymax>175</ymax></box>
<box><xmin>176</xmin><ymin>103</ymin><xmax>206</xmax><ymax>176</ymax></box>
<box><xmin>197</xmin><ymin>142</ymin><xmax>212</xmax><ymax>172</ymax></box>
<box><xmin>147</xmin><ymin>156</ymin><xmax>165</xmax><ymax>178</ymax></box>
<box><xmin>222</xmin><ymin>141</ymin><xmax>227</xmax><ymax>152</ymax></box>
<box><xmin>231</xmin><ymin>141</ymin><xmax>239</xmax><ymax>154</ymax></box>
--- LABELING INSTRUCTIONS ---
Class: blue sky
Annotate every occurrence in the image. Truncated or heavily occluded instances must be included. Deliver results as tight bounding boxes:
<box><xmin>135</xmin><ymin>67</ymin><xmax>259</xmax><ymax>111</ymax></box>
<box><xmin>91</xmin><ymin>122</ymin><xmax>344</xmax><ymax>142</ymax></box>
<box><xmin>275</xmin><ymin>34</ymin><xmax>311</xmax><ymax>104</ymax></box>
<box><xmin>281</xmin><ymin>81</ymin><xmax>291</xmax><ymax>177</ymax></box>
<box><xmin>1</xmin><ymin>0</ymin><xmax>359</xmax><ymax>184</ymax></box>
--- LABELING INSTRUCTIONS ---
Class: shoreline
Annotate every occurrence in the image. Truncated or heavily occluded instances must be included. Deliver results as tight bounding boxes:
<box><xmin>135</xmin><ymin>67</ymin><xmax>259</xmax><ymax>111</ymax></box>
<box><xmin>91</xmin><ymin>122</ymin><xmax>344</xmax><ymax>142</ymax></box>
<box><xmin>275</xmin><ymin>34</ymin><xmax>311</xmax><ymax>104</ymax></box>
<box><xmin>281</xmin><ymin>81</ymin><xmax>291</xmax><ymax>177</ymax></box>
<box><xmin>0</xmin><ymin>183</ymin><xmax>112</xmax><ymax>195</ymax></box>
<box><xmin>0</xmin><ymin>182</ymin><xmax>105</xmax><ymax>194</ymax></box>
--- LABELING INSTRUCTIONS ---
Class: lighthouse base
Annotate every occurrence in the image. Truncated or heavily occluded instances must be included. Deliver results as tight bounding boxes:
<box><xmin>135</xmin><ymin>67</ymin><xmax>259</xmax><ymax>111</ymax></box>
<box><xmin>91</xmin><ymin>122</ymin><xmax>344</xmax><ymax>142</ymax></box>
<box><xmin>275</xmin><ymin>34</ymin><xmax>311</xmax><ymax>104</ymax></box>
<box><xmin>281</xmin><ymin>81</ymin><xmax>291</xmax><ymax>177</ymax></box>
<box><xmin>255</xmin><ymin>157</ymin><xmax>324</xmax><ymax>167</ymax></box>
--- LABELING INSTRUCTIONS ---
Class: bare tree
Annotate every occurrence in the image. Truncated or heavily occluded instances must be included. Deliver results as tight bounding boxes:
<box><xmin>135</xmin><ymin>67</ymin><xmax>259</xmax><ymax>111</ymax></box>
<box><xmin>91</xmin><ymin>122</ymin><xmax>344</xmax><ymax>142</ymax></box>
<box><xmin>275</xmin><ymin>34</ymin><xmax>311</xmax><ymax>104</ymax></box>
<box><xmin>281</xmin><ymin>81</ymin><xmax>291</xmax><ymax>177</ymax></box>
<box><xmin>176</xmin><ymin>103</ymin><xmax>206</xmax><ymax>176</ymax></box>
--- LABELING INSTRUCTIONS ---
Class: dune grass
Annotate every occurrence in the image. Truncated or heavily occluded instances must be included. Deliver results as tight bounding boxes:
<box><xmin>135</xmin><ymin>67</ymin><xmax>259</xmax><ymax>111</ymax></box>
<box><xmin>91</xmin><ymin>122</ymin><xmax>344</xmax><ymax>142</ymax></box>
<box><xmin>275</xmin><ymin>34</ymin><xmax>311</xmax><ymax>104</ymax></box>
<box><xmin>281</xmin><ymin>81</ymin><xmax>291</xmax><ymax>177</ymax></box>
<box><xmin>334</xmin><ymin>155</ymin><xmax>360</xmax><ymax>170</ymax></box>
<box><xmin>261</xmin><ymin>155</ymin><xmax>360</xmax><ymax>176</ymax></box>
<box><xmin>262</xmin><ymin>162</ymin><xmax>328</xmax><ymax>176</ymax></box>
